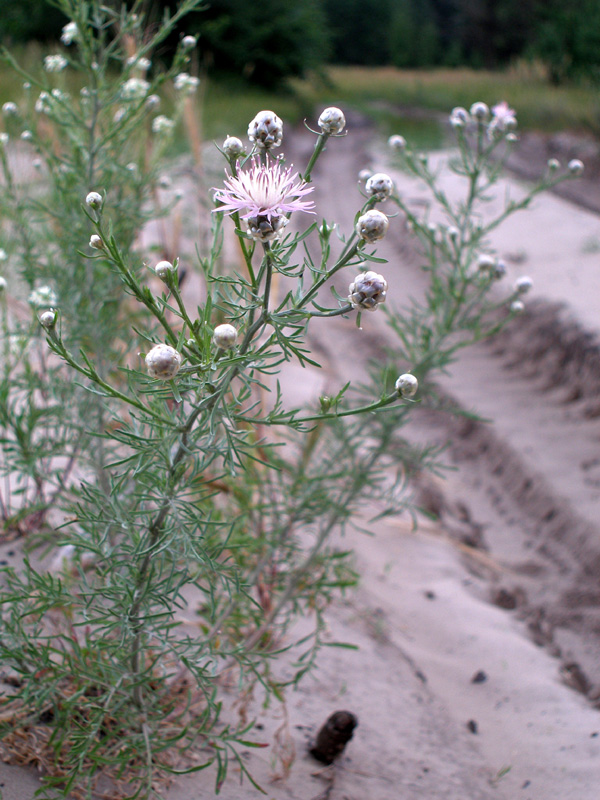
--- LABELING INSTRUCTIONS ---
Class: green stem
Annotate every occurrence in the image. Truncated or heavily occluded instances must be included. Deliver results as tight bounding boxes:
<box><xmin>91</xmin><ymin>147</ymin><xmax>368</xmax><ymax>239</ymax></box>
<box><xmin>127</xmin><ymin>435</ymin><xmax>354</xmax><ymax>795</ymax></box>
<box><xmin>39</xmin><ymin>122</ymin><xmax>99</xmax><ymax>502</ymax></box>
<box><xmin>303</xmin><ymin>132</ymin><xmax>329</xmax><ymax>183</ymax></box>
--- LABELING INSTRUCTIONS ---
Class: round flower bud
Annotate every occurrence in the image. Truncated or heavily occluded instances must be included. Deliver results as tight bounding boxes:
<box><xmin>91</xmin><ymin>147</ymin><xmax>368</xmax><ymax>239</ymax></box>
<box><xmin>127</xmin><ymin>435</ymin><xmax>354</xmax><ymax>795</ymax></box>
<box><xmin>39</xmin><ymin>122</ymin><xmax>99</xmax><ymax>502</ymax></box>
<box><xmin>447</xmin><ymin>226</ymin><xmax>459</xmax><ymax>241</ymax></box>
<box><xmin>145</xmin><ymin>94</ymin><xmax>160</xmax><ymax>110</ymax></box>
<box><xmin>246</xmin><ymin>214</ymin><xmax>288</xmax><ymax>243</ymax></box>
<box><xmin>155</xmin><ymin>260</ymin><xmax>175</xmax><ymax>281</ymax></box>
<box><xmin>89</xmin><ymin>234</ymin><xmax>104</xmax><ymax>250</ymax></box>
<box><xmin>355</xmin><ymin>209</ymin><xmax>389</xmax><ymax>243</ymax></box>
<box><xmin>213</xmin><ymin>323</ymin><xmax>238</xmax><ymax>349</ymax></box>
<box><xmin>510</xmin><ymin>299</ymin><xmax>525</xmax><ymax>314</ymax></box>
<box><xmin>86</xmin><ymin>191</ymin><xmax>103</xmax><ymax>209</ymax></box>
<box><xmin>20</xmin><ymin>130</ymin><xmax>33</xmax><ymax>141</ymax></box>
<box><xmin>0</xmin><ymin>249</ymin><xmax>7</xmax><ymax>262</ymax></box>
<box><xmin>0</xmin><ymin>277</ymin><xmax>6</xmax><ymax>292</ymax></box>
<box><xmin>568</xmin><ymin>159</ymin><xmax>584</xmax><ymax>176</ymax></box>
<box><xmin>365</xmin><ymin>172</ymin><xmax>394</xmax><ymax>201</ymax></box>
<box><xmin>388</xmin><ymin>134</ymin><xmax>406</xmax><ymax>151</ymax></box>
<box><xmin>145</xmin><ymin>344</ymin><xmax>182</xmax><ymax>380</ymax></box>
<box><xmin>449</xmin><ymin>107</ymin><xmax>469</xmax><ymax>128</ymax></box>
<box><xmin>248</xmin><ymin>110</ymin><xmax>283</xmax><ymax>149</ymax></box>
<box><xmin>515</xmin><ymin>275</ymin><xmax>532</xmax><ymax>294</ymax></box>
<box><xmin>2</xmin><ymin>102</ymin><xmax>17</xmax><ymax>116</ymax></box>
<box><xmin>39</xmin><ymin>310</ymin><xmax>57</xmax><ymax>329</ymax></box>
<box><xmin>182</xmin><ymin>35</ymin><xmax>197</xmax><ymax>50</ymax></box>
<box><xmin>547</xmin><ymin>158</ymin><xmax>560</xmax><ymax>171</ymax></box>
<box><xmin>492</xmin><ymin>260</ymin><xmax>507</xmax><ymax>279</ymax></box>
<box><xmin>348</xmin><ymin>270</ymin><xmax>388</xmax><ymax>311</ymax></box>
<box><xmin>318</xmin><ymin>106</ymin><xmax>346</xmax><ymax>135</ymax></box>
<box><xmin>477</xmin><ymin>254</ymin><xmax>495</xmax><ymax>271</ymax></box>
<box><xmin>470</xmin><ymin>101</ymin><xmax>489</xmax><ymax>120</ymax></box>
<box><xmin>506</xmin><ymin>133</ymin><xmax>518</xmax><ymax>144</ymax></box>
<box><xmin>395</xmin><ymin>373</ymin><xmax>418</xmax><ymax>399</ymax></box>
<box><xmin>223</xmin><ymin>136</ymin><xmax>244</xmax><ymax>159</ymax></box>
<box><xmin>358</xmin><ymin>169</ymin><xmax>373</xmax><ymax>182</ymax></box>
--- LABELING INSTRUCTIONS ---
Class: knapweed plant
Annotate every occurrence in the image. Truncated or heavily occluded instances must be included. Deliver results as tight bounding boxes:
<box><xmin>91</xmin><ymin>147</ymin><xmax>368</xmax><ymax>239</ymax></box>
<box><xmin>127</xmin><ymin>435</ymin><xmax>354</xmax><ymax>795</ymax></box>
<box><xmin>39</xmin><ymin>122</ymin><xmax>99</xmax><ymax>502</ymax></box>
<box><xmin>0</xmin><ymin>6</ymin><xmax>583</xmax><ymax>796</ymax></box>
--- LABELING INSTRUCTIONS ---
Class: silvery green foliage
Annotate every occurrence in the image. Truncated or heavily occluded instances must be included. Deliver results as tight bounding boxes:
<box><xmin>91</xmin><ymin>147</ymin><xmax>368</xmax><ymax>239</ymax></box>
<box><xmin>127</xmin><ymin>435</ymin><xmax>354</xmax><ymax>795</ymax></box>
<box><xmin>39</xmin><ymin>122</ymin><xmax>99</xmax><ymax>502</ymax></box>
<box><xmin>384</xmin><ymin>102</ymin><xmax>581</xmax><ymax>377</ymax></box>
<box><xmin>0</xmin><ymin>0</ymin><xmax>201</xmax><ymax>533</ymax></box>
<box><xmin>0</xmin><ymin>10</ymin><xmax>584</xmax><ymax>794</ymax></box>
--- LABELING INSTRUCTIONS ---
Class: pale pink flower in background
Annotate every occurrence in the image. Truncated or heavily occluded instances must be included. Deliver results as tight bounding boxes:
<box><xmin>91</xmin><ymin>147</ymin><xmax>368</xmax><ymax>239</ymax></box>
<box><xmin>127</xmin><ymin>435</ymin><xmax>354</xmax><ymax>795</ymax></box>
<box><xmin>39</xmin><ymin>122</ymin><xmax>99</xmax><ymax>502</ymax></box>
<box><xmin>489</xmin><ymin>101</ymin><xmax>517</xmax><ymax>136</ymax></box>
<box><xmin>213</xmin><ymin>158</ymin><xmax>315</xmax><ymax>222</ymax></box>
<box><xmin>491</xmin><ymin>100</ymin><xmax>515</xmax><ymax>120</ymax></box>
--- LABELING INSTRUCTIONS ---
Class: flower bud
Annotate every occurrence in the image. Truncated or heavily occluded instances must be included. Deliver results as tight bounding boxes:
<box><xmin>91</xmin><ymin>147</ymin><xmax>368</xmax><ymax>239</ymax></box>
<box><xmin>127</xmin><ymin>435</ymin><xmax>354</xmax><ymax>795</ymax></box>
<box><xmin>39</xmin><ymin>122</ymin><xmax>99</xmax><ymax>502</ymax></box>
<box><xmin>506</xmin><ymin>133</ymin><xmax>518</xmax><ymax>144</ymax></box>
<box><xmin>39</xmin><ymin>310</ymin><xmax>57</xmax><ymax>329</ymax></box>
<box><xmin>182</xmin><ymin>35</ymin><xmax>197</xmax><ymax>49</ymax></box>
<box><xmin>213</xmin><ymin>323</ymin><xmax>238</xmax><ymax>349</ymax></box>
<box><xmin>365</xmin><ymin>173</ymin><xmax>394</xmax><ymax>201</ymax></box>
<box><xmin>145</xmin><ymin>344</ymin><xmax>182</xmax><ymax>380</ymax></box>
<box><xmin>348</xmin><ymin>271</ymin><xmax>388</xmax><ymax>311</ymax></box>
<box><xmin>20</xmin><ymin>130</ymin><xmax>33</xmax><ymax>141</ymax></box>
<box><xmin>477</xmin><ymin>254</ymin><xmax>495</xmax><ymax>271</ymax></box>
<box><xmin>358</xmin><ymin>169</ymin><xmax>373</xmax><ymax>182</ymax></box>
<box><xmin>0</xmin><ymin>277</ymin><xmax>6</xmax><ymax>292</ymax></box>
<box><xmin>248</xmin><ymin>110</ymin><xmax>283</xmax><ymax>149</ymax></box>
<box><xmin>547</xmin><ymin>158</ymin><xmax>560</xmax><ymax>171</ymax></box>
<box><xmin>318</xmin><ymin>106</ymin><xmax>346</xmax><ymax>135</ymax></box>
<box><xmin>388</xmin><ymin>134</ymin><xmax>406</xmax><ymax>151</ymax></box>
<box><xmin>395</xmin><ymin>373</ymin><xmax>418</xmax><ymax>399</ymax></box>
<box><xmin>155</xmin><ymin>260</ymin><xmax>175</xmax><ymax>281</ymax></box>
<box><xmin>450</xmin><ymin>107</ymin><xmax>469</xmax><ymax>128</ymax></box>
<box><xmin>568</xmin><ymin>159</ymin><xmax>584</xmax><ymax>176</ymax></box>
<box><xmin>470</xmin><ymin>102</ymin><xmax>489</xmax><ymax>120</ymax></box>
<box><xmin>89</xmin><ymin>234</ymin><xmax>104</xmax><ymax>250</ymax></box>
<box><xmin>86</xmin><ymin>191</ymin><xmax>103</xmax><ymax>209</ymax></box>
<box><xmin>223</xmin><ymin>136</ymin><xmax>244</xmax><ymax>159</ymax></box>
<box><xmin>246</xmin><ymin>214</ymin><xmax>288</xmax><ymax>243</ymax></box>
<box><xmin>510</xmin><ymin>299</ymin><xmax>525</xmax><ymax>314</ymax></box>
<box><xmin>145</xmin><ymin>94</ymin><xmax>160</xmax><ymax>110</ymax></box>
<box><xmin>355</xmin><ymin>209</ymin><xmax>389</xmax><ymax>243</ymax></box>
<box><xmin>492</xmin><ymin>260</ymin><xmax>506</xmax><ymax>279</ymax></box>
<box><xmin>515</xmin><ymin>275</ymin><xmax>532</xmax><ymax>294</ymax></box>
<box><xmin>2</xmin><ymin>102</ymin><xmax>17</xmax><ymax>116</ymax></box>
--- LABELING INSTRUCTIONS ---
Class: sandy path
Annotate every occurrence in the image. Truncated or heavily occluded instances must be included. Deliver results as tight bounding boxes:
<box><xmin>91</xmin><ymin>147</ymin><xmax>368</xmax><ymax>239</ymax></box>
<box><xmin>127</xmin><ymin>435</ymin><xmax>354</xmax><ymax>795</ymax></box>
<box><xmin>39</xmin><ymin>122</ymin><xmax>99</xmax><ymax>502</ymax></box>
<box><xmin>3</xmin><ymin>116</ymin><xmax>600</xmax><ymax>799</ymax></box>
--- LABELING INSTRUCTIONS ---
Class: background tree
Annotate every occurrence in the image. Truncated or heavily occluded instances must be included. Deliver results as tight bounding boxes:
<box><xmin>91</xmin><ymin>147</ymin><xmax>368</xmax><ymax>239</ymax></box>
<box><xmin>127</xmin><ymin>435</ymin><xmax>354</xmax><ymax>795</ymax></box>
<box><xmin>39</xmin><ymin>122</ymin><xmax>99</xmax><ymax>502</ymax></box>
<box><xmin>533</xmin><ymin>0</ymin><xmax>600</xmax><ymax>83</ymax></box>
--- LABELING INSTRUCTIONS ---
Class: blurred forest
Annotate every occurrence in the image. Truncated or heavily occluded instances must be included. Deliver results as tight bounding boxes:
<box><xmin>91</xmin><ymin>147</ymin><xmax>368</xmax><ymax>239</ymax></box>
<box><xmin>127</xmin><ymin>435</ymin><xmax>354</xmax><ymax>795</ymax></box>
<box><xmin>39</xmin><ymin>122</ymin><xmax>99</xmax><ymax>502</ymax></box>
<box><xmin>2</xmin><ymin>0</ymin><xmax>600</xmax><ymax>86</ymax></box>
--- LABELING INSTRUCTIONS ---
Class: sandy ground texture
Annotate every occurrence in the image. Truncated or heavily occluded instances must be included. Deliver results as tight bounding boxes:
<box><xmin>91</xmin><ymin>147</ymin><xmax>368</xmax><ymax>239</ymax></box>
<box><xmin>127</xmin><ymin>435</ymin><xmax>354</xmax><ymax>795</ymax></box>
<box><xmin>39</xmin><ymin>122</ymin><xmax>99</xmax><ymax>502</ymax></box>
<box><xmin>2</xmin><ymin>114</ymin><xmax>600</xmax><ymax>799</ymax></box>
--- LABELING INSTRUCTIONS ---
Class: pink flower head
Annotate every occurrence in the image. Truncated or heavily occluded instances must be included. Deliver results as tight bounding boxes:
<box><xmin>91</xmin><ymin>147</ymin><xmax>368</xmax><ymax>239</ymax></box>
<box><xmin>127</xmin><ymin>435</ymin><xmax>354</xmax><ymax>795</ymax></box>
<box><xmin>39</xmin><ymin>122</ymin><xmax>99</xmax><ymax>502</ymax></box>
<box><xmin>492</xmin><ymin>101</ymin><xmax>515</xmax><ymax>120</ymax></box>
<box><xmin>212</xmin><ymin>158</ymin><xmax>315</xmax><ymax>222</ymax></box>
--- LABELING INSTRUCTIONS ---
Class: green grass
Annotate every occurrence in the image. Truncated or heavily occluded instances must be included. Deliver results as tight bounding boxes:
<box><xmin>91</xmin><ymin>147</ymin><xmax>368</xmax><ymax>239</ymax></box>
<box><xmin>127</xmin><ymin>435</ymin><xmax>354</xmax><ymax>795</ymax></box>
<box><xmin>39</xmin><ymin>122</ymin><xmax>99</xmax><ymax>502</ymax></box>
<box><xmin>295</xmin><ymin>64</ymin><xmax>600</xmax><ymax>135</ymax></box>
<box><xmin>1</xmin><ymin>47</ymin><xmax>599</xmax><ymax>149</ymax></box>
